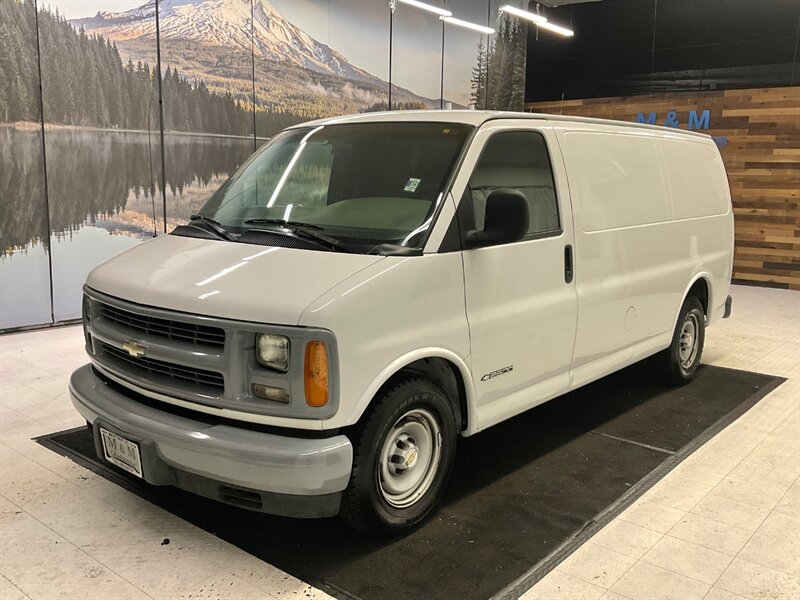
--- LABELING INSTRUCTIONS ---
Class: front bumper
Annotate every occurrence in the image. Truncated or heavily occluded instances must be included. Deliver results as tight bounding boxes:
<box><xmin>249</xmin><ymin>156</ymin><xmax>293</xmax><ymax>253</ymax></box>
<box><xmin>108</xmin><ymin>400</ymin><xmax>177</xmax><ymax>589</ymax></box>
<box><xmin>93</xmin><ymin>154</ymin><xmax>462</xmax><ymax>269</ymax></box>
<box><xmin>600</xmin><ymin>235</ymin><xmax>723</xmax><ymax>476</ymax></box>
<box><xmin>69</xmin><ymin>364</ymin><xmax>353</xmax><ymax>517</ymax></box>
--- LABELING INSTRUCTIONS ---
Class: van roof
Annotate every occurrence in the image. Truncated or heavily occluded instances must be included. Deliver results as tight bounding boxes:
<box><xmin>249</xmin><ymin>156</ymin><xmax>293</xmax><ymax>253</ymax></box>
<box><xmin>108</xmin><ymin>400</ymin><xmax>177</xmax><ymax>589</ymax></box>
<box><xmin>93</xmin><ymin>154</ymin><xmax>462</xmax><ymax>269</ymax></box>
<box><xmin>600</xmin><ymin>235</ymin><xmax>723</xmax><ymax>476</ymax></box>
<box><xmin>288</xmin><ymin>109</ymin><xmax>711</xmax><ymax>140</ymax></box>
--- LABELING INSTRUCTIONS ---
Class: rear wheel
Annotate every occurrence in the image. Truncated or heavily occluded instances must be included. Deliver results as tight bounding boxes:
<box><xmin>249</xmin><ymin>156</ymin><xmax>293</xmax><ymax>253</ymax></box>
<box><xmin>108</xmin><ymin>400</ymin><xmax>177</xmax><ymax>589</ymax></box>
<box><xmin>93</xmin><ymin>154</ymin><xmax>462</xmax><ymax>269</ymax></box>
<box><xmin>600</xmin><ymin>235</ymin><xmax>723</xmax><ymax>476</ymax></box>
<box><xmin>339</xmin><ymin>378</ymin><xmax>457</xmax><ymax>536</ymax></box>
<box><xmin>658</xmin><ymin>296</ymin><xmax>705</xmax><ymax>385</ymax></box>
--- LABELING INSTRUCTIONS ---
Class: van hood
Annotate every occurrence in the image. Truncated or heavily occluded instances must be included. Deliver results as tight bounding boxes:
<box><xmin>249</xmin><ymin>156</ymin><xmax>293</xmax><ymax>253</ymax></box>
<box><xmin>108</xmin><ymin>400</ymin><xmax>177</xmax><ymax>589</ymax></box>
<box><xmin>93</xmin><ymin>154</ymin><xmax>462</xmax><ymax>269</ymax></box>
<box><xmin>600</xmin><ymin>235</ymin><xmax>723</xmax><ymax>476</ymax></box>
<box><xmin>86</xmin><ymin>234</ymin><xmax>384</xmax><ymax>325</ymax></box>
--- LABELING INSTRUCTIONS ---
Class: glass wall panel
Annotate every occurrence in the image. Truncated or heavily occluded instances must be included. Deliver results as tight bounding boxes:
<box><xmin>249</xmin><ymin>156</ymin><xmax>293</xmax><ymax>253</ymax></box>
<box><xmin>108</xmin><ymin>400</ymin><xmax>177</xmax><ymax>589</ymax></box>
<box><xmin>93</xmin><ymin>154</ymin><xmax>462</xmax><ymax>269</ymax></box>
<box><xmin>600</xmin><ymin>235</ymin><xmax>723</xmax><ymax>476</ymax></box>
<box><xmin>444</xmin><ymin>0</ymin><xmax>491</xmax><ymax>110</ymax></box>
<box><xmin>391</xmin><ymin>0</ymin><xmax>447</xmax><ymax>109</ymax></box>
<box><xmin>327</xmin><ymin>0</ymin><xmax>391</xmax><ymax>109</ymax></box>
<box><xmin>255</xmin><ymin>1</ymin><xmax>390</xmax><ymax>140</ymax></box>
<box><xmin>157</xmin><ymin>0</ymin><xmax>256</xmax><ymax>230</ymax></box>
<box><xmin>39</xmin><ymin>0</ymin><xmax>163</xmax><ymax>321</ymax></box>
<box><xmin>487</xmin><ymin>0</ymin><xmax>528</xmax><ymax>111</ymax></box>
<box><xmin>0</xmin><ymin>0</ymin><xmax>52</xmax><ymax>328</ymax></box>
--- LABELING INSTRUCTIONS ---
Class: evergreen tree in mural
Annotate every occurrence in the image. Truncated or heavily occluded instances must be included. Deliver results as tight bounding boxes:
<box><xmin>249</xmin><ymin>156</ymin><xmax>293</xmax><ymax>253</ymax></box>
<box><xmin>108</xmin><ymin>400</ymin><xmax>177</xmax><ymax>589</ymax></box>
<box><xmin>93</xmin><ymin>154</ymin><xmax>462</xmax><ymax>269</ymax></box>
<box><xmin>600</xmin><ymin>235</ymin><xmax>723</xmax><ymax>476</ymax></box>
<box><xmin>0</xmin><ymin>0</ymin><xmax>41</xmax><ymax>123</ymax></box>
<box><xmin>470</xmin><ymin>15</ymin><xmax>527</xmax><ymax>111</ymax></box>
<box><xmin>364</xmin><ymin>101</ymin><xmax>428</xmax><ymax>112</ymax></box>
<box><xmin>470</xmin><ymin>39</ymin><xmax>489</xmax><ymax>110</ymax></box>
<box><xmin>0</xmin><ymin>0</ymin><xmax>267</xmax><ymax>135</ymax></box>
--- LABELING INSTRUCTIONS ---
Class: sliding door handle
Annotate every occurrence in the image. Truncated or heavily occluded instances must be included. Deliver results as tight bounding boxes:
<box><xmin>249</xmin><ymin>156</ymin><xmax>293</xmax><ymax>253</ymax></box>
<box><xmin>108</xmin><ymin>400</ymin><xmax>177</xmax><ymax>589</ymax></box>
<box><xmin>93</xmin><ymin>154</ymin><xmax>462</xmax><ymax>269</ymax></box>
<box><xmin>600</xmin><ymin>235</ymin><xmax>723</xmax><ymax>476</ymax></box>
<box><xmin>564</xmin><ymin>244</ymin><xmax>574</xmax><ymax>284</ymax></box>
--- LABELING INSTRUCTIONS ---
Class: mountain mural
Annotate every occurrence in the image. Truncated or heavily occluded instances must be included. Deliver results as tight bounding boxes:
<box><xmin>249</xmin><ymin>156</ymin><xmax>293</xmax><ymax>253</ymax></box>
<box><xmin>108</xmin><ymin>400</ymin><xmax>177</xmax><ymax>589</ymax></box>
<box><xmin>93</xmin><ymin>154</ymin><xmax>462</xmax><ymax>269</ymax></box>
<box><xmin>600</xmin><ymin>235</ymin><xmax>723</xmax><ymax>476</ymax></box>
<box><xmin>71</xmin><ymin>0</ymin><xmax>450</xmax><ymax>124</ymax></box>
<box><xmin>75</xmin><ymin>0</ymin><xmax>371</xmax><ymax>81</ymax></box>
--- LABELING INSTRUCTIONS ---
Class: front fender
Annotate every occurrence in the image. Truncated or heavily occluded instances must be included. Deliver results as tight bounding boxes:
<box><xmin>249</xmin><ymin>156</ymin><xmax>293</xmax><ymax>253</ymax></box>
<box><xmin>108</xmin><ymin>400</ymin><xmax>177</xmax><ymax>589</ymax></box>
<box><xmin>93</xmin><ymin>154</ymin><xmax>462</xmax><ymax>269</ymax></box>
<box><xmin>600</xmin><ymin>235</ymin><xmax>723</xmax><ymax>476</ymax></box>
<box><xmin>350</xmin><ymin>348</ymin><xmax>477</xmax><ymax>435</ymax></box>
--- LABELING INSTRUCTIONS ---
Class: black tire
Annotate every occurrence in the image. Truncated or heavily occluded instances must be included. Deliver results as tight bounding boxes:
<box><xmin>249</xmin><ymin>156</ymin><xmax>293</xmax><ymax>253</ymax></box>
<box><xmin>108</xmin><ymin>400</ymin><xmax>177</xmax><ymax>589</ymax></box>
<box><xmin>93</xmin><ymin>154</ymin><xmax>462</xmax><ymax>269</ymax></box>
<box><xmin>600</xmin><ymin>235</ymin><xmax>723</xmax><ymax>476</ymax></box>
<box><xmin>658</xmin><ymin>296</ymin><xmax>705</xmax><ymax>385</ymax></box>
<box><xmin>339</xmin><ymin>377</ymin><xmax>458</xmax><ymax>537</ymax></box>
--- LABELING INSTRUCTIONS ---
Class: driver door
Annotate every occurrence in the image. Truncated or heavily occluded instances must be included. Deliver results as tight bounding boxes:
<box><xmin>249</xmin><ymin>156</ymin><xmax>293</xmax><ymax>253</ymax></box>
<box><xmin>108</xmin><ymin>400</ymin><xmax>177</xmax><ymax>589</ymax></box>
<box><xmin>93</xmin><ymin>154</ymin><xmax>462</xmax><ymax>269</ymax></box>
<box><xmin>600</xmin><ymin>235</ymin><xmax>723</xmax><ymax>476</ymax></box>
<box><xmin>457</xmin><ymin>122</ymin><xmax>578</xmax><ymax>430</ymax></box>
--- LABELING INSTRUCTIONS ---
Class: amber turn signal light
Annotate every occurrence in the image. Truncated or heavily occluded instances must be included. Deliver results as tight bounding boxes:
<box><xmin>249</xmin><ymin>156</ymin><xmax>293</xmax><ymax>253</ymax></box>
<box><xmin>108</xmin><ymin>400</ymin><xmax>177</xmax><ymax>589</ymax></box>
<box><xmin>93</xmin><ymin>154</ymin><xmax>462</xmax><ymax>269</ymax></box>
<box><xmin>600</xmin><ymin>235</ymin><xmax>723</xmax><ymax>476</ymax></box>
<box><xmin>304</xmin><ymin>341</ymin><xmax>329</xmax><ymax>407</ymax></box>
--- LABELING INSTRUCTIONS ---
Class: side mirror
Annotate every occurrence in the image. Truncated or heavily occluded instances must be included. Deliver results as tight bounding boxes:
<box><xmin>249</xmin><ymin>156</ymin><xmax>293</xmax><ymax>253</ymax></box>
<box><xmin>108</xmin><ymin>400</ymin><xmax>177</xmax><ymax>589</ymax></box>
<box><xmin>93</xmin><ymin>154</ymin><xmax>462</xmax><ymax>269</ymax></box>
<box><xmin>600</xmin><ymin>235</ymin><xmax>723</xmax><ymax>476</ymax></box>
<box><xmin>466</xmin><ymin>189</ymin><xmax>529</xmax><ymax>248</ymax></box>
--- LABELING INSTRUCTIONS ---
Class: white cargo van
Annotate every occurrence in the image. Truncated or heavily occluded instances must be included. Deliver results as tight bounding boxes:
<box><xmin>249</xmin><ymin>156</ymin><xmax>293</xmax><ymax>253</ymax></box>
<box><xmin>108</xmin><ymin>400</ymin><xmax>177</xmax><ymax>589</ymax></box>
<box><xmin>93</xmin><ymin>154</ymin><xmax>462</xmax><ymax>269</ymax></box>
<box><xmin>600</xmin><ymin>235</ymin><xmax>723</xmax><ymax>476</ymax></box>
<box><xmin>70</xmin><ymin>111</ymin><xmax>734</xmax><ymax>534</ymax></box>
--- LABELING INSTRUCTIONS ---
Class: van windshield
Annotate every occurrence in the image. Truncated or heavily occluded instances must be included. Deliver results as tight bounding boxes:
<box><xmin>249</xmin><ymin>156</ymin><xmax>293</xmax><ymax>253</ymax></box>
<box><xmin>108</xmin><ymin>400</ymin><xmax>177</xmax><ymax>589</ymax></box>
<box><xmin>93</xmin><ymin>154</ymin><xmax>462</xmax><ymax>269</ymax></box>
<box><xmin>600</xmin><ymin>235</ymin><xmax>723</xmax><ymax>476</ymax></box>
<box><xmin>188</xmin><ymin>122</ymin><xmax>472</xmax><ymax>252</ymax></box>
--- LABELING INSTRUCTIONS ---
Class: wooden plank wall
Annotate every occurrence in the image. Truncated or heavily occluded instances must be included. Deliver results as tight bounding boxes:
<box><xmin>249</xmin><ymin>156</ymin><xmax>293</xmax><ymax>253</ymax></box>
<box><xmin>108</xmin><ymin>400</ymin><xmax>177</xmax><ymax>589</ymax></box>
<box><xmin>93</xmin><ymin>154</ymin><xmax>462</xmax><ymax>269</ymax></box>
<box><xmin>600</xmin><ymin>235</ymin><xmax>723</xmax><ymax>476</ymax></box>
<box><xmin>525</xmin><ymin>86</ymin><xmax>800</xmax><ymax>290</ymax></box>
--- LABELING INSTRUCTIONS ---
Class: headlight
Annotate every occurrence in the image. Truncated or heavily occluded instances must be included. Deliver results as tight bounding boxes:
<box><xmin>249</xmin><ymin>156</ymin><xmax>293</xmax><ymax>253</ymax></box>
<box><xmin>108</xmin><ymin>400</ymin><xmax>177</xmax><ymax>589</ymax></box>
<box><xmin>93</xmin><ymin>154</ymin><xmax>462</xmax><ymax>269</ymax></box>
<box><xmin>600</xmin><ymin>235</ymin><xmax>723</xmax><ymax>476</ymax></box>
<box><xmin>256</xmin><ymin>334</ymin><xmax>290</xmax><ymax>371</ymax></box>
<box><xmin>82</xmin><ymin>294</ymin><xmax>92</xmax><ymax>324</ymax></box>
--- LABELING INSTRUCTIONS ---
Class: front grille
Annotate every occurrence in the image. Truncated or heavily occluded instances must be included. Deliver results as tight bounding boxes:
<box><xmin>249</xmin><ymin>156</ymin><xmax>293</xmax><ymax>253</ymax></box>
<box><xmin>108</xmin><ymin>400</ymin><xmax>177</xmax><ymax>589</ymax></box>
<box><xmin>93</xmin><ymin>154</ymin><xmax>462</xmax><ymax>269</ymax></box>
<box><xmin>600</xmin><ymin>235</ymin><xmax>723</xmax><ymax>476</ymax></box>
<box><xmin>100</xmin><ymin>343</ymin><xmax>224</xmax><ymax>394</ymax></box>
<box><xmin>97</xmin><ymin>301</ymin><xmax>225</xmax><ymax>348</ymax></box>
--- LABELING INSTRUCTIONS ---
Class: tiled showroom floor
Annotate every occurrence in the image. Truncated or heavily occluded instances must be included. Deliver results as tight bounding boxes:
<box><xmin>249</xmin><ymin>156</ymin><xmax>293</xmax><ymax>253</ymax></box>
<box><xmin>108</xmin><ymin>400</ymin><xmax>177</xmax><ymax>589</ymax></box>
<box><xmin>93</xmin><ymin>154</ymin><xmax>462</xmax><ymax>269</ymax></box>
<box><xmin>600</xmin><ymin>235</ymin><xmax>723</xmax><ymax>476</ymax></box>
<box><xmin>1</xmin><ymin>284</ymin><xmax>798</xmax><ymax>600</ymax></box>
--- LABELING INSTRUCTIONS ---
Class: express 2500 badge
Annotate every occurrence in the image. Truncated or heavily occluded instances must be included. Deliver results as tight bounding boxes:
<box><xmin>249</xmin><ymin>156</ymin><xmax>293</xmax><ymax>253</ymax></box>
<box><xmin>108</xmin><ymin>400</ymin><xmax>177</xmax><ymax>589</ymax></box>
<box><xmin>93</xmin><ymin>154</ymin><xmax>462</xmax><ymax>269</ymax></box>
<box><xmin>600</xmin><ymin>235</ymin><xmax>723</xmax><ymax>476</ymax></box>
<box><xmin>481</xmin><ymin>365</ymin><xmax>513</xmax><ymax>382</ymax></box>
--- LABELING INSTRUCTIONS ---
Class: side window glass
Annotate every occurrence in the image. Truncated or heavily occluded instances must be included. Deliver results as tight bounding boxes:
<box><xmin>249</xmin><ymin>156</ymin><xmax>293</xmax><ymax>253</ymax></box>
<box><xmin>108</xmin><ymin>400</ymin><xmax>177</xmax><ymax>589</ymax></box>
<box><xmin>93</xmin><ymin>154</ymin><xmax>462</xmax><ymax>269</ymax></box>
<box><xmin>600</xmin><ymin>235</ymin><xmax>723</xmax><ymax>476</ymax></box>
<box><xmin>469</xmin><ymin>131</ymin><xmax>560</xmax><ymax>236</ymax></box>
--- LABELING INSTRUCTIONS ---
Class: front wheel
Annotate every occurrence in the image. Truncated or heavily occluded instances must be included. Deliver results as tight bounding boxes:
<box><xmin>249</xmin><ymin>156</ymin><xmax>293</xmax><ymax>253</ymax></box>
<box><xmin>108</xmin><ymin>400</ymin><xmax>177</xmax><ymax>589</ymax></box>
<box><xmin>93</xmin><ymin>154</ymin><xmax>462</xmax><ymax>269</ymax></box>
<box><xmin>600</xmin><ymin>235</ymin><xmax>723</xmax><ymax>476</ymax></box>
<box><xmin>658</xmin><ymin>296</ymin><xmax>706</xmax><ymax>385</ymax></box>
<box><xmin>339</xmin><ymin>378</ymin><xmax>457</xmax><ymax>536</ymax></box>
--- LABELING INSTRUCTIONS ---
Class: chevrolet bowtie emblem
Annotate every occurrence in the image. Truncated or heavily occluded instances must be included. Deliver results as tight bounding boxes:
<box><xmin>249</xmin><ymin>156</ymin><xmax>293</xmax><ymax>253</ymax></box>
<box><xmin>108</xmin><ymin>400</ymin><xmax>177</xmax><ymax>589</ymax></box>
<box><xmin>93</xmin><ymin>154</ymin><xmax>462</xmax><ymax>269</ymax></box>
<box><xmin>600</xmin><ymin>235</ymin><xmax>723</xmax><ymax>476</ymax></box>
<box><xmin>122</xmin><ymin>340</ymin><xmax>147</xmax><ymax>358</ymax></box>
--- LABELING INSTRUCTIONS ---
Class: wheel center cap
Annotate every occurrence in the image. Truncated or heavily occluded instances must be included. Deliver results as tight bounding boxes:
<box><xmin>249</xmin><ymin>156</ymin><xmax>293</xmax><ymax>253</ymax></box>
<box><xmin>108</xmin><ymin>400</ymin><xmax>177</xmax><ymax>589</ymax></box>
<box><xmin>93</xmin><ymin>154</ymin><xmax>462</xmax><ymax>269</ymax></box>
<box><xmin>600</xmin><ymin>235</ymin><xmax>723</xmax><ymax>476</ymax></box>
<box><xmin>404</xmin><ymin>447</ymin><xmax>419</xmax><ymax>470</ymax></box>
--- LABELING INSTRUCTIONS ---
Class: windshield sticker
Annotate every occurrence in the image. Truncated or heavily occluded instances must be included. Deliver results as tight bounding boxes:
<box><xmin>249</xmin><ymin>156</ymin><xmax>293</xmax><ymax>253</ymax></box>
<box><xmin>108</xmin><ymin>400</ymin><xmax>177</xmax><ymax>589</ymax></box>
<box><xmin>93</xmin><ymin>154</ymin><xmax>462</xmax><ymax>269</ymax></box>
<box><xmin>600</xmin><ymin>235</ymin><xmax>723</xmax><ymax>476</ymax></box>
<box><xmin>404</xmin><ymin>178</ymin><xmax>421</xmax><ymax>193</ymax></box>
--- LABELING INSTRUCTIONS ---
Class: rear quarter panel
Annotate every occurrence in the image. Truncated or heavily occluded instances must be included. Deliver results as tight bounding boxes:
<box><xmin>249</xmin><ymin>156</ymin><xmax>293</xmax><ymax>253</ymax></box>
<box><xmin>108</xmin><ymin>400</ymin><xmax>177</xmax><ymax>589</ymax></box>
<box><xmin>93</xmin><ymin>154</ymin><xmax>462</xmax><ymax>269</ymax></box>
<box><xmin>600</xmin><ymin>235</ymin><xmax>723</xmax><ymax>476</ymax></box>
<box><xmin>553</xmin><ymin>121</ymin><xmax>733</xmax><ymax>385</ymax></box>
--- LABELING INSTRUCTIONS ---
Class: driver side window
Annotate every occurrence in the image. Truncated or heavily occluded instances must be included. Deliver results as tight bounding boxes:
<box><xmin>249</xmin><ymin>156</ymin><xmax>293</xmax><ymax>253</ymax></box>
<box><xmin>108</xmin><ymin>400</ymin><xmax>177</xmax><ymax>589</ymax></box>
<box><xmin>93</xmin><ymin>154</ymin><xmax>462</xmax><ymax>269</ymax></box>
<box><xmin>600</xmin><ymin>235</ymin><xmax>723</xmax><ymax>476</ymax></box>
<box><xmin>469</xmin><ymin>130</ymin><xmax>560</xmax><ymax>237</ymax></box>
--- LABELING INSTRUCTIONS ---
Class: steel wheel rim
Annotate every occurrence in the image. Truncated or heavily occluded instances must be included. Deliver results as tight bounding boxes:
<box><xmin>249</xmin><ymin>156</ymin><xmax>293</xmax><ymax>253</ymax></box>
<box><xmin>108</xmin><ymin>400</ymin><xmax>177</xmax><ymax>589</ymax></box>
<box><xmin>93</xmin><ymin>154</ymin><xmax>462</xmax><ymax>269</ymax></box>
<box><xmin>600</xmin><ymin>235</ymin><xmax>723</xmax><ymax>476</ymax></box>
<box><xmin>378</xmin><ymin>408</ymin><xmax>442</xmax><ymax>509</ymax></box>
<box><xmin>679</xmin><ymin>313</ymin><xmax>700</xmax><ymax>369</ymax></box>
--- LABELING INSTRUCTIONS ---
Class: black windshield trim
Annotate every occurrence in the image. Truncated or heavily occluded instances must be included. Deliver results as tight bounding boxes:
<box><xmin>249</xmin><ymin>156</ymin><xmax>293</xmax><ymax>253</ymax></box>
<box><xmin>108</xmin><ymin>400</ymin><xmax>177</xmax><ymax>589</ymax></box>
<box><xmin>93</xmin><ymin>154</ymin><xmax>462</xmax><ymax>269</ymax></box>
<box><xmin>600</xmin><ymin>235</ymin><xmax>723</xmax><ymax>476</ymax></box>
<box><xmin>417</xmin><ymin>123</ymin><xmax>480</xmax><ymax>252</ymax></box>
<box><xmin>242</xmin><ymin>226</ymin><xmax>357</xmax><ymax>253</ymax></box>
<box><xmin>188</xmin><ymin>215</ymin><xmax>233</xmax><ymax>241</ymax></box>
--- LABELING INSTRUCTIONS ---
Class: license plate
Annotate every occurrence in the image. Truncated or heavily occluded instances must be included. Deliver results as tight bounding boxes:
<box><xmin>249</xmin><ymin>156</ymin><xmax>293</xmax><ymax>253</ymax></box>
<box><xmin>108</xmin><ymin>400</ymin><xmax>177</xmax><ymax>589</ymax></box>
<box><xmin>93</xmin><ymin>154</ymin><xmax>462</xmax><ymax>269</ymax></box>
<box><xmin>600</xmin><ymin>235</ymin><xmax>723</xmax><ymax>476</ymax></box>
<box><xmin>100</xmin><ymin>428</ymin><xmax>143</xmax><ymax>478</ymax></box>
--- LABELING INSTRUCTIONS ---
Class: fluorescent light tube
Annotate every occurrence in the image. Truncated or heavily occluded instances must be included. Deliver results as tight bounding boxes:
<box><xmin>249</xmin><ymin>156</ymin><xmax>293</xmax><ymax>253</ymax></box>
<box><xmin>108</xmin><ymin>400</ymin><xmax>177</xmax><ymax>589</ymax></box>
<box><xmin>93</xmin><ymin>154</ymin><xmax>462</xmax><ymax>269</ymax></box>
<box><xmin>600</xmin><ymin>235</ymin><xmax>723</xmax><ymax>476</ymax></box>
<box><xmin>499</xmin><ymin>5</ymin><xmax>547</xmax><ymax>24</ymax></box>
<box><xmin>440</xmin><ymin>16</ymin><xmax>495</xmax><ymax>35</ymax></box>
<box><xmin>535</xmin><ymin>20</ymin><xmax>574</xmax><ymax>37</ymax></box>
<box><xmin>397</xmin><ymin>0</ymin><xmax>452</xmax><ymax>18</ymax></box>
<box><xmin>499</xmin><ymin>4</ymin><xmax>574</xmax><ymax>37</ymax></box>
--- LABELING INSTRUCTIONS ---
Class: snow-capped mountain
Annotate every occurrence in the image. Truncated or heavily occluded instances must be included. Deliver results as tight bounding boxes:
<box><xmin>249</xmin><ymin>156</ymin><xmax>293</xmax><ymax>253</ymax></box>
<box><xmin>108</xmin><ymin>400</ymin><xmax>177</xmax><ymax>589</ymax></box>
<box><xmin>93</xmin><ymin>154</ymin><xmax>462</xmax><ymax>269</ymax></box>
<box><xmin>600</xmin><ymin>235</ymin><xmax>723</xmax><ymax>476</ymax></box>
<box><xmin>72</xmin><ymin>0</ymin><xmax>377</xmax><ymax>84</ymax></box>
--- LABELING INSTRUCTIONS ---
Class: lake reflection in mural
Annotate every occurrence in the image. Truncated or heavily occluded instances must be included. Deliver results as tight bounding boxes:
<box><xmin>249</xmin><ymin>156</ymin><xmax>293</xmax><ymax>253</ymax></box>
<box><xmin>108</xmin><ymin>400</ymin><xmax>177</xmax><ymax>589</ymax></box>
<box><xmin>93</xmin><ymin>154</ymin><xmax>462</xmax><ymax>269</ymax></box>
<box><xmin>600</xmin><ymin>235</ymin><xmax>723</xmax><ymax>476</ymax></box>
<box><xmin>0</xmin><ymin>127</ymin><xmax>254</xmax><ymax>327</ymax></box>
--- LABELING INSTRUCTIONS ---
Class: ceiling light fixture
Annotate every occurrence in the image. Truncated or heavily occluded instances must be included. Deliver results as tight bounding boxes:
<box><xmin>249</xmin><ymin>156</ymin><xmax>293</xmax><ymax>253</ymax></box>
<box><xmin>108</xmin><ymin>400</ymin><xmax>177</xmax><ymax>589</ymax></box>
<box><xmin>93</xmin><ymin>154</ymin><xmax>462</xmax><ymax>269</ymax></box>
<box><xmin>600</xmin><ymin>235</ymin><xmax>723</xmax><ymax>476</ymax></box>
<box><xmin>440</xmin><ymin>15</ymin><xmax>495</xmax><ymax>35</ymax></box>
<box><xmin>535</xmin><ymin>20</ymin><xmax>574</xmax><ymax>37</ymax></box>
<box><xmin>498</xmin><ymin>4</ymin><xmax>574</xmax><ymax>37</ymax></box>
<box><xmin>397</xmin><ymin>0</ymin><xmax>452</xmax><ymax>18</ymax></box>
<box><xmin>499</xmin><ymin>5</ymin><xmax>546</xmax><ymax>24</ymax></box>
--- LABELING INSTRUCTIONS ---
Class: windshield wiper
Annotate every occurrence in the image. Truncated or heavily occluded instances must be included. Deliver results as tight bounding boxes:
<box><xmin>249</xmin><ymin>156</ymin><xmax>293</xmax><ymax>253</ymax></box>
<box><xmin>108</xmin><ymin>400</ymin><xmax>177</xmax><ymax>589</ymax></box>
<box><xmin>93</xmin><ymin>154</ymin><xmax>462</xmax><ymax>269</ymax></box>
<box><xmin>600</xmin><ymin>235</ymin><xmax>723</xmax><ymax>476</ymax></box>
<box><xmin>244</xmin><ymin>222</ymin><xmax>356</xmax><ymax>253</ymax></box>
<box><xmin>189</xmin><ymin>214</ymin><xmax>233</xmax><ymax>241</ymax></box>
<box><xmin>243</xmin><ymin>218</ymin><xmax>323</xmax><ymax>230</ymax></box>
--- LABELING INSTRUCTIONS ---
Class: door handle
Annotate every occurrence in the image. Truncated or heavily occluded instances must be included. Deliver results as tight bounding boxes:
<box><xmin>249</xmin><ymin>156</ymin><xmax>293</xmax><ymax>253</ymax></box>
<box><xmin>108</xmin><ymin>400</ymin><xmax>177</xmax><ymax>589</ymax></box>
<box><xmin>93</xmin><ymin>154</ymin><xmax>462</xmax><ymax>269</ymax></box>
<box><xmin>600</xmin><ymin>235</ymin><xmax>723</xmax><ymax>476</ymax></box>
<box><xmin>564</xmin><ymin>244</ymin><xmax>574</xmax><ymax>283</ymax></box>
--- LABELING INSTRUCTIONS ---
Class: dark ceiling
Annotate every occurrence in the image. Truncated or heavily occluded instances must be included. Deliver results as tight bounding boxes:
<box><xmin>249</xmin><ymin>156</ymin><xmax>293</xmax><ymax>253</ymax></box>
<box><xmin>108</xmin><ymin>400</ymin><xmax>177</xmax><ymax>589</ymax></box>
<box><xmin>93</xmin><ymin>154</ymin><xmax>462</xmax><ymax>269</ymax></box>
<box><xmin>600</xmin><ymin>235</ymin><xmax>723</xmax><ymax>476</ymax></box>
<box><xmin>524</xmin><ymin>0</ymin><xmax>800</xmax><ymax>101</ymax></box>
